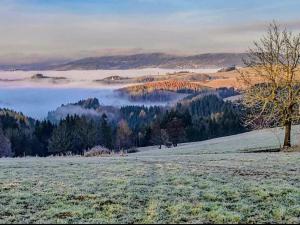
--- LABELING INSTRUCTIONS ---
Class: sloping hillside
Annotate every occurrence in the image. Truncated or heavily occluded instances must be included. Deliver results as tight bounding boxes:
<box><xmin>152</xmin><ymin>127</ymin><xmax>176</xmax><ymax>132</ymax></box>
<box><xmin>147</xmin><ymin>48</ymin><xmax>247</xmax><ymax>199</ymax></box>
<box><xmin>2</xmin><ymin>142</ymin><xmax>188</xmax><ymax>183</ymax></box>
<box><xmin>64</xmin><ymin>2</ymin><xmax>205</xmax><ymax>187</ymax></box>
<box><xmin>137</xmin><ymin>126</ymin><xmax>300</xmax><ymax>155</ymax></box>
<box><xmin>0</xmin><ymin>108</ymin><xmax>34</xmax><ymax>127</ymax></box>
<box><xmin>117</xmin><ymin>80</ymin><xmax>212</xmax><ymax>102</ymax></box>
<box><xmin>119</xmin><ymin>80</ymin><xmax>210</xmax><ymax>95</ymax></box>
<box><xmin>0</xmin><ymin>126</ymin><xmax>299</xmax><ymax>223</ymax></box>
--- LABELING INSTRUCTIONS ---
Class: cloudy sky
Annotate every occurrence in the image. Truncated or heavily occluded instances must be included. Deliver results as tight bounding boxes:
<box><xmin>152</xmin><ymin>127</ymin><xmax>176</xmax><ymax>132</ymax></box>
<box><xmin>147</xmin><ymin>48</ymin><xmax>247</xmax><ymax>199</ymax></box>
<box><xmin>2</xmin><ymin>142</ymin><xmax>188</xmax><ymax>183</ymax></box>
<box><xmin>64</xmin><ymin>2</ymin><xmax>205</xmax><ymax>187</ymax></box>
<box><xmin>1</xmin><ymin>0</ymin><xmax>300</xmax><ymax>64</ymax></box>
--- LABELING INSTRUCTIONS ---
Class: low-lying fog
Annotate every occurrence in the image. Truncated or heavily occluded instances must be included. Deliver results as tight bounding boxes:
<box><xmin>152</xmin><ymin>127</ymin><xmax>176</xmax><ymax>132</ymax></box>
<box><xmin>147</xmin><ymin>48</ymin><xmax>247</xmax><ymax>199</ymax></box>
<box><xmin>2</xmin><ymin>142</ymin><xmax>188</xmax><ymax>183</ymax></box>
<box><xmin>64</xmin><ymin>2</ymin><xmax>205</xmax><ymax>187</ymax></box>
<box><xmin>0</xmin><ymin>88</ymin><xmax>187</xmax><ymax>120</ymax></box>
<box><xmin>0</xmin><ymin>68</ymin><xmax>219</xmax><ymax>119</ymax></box>
<box><xmin>0</xmin><ymin>68</ymin><xmax>219</xmax><ymax>88</ymax></box>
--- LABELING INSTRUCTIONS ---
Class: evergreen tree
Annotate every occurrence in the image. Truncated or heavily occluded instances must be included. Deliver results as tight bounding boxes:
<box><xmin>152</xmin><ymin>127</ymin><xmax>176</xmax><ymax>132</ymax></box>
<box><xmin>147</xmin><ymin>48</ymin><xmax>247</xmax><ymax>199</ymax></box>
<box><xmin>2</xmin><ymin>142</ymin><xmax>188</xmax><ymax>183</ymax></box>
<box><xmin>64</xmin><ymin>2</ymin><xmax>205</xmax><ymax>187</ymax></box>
<box><xmin>150</xmin><ymin>121</ymin><xmax>163</xmax><ymax>149</ymax></box>
<box><xmin>32</xmin><ymin>120</ymin><xmax>55</xmax><ymax>156</ymax></box>
<box><xmin>100</xmin><ymin>114</ymin><xmax>113</xmax><ymax>149</ymax></box>
<box><xmin>0</xmin><ymin>125</ymin><xmax>12</xmax><ymax>157</ymax></box>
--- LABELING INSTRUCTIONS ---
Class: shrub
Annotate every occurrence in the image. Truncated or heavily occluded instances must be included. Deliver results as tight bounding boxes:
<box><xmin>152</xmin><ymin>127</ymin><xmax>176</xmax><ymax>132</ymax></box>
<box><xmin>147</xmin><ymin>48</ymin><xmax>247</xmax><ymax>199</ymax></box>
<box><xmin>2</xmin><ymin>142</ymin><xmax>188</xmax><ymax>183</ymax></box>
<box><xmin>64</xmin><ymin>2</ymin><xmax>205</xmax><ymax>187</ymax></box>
<box><xmin>84</xmin><ymin>146</ymin><xmax>111</xmax><ymax>157</ymax></box>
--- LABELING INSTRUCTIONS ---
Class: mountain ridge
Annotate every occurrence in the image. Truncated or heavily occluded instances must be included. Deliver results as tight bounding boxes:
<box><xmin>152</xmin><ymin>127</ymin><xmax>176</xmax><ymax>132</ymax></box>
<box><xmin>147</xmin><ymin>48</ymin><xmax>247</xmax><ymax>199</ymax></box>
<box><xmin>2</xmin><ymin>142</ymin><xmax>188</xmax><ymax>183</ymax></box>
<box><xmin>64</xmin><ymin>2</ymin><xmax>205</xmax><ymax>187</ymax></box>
<box><xmin>0</xmin><ymin>52</ymin><xmax>247</xmax><ymax>71</ymax></box>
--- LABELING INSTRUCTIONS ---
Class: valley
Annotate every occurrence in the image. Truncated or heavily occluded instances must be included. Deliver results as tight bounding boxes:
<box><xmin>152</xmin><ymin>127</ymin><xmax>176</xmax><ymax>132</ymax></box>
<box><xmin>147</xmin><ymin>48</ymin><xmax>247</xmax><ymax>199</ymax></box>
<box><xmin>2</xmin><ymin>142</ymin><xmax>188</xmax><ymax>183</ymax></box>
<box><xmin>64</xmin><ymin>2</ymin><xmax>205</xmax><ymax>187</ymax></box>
<box><xmin>0</xmin><ymin>67</ymin><xmax>241</xmax><ymax>119</ymax></box>
<box><xmin>0</xmin><ymin>68</ymin><xmax>223</xmax><ymax>88</ymax></box>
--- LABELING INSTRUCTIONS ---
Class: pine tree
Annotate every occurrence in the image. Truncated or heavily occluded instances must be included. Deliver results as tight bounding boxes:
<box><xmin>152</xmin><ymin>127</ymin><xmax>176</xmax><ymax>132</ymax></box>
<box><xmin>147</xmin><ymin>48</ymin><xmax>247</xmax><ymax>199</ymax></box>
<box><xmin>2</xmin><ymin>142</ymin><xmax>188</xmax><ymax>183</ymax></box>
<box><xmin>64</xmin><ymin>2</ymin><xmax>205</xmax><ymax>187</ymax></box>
<box><xmin>0</xmin><ymin>126</ymin><xmax>12</xmax><ymax>157</ymax></box>
<box><xmin>100</xmin><ymin>114</ymin><xmax>113</xmax><ymax>149</ymax></box>
<box><xmin>150</xmin><ymin>121</ymin><xmax>163</xmax><ymax>149</ymax></box>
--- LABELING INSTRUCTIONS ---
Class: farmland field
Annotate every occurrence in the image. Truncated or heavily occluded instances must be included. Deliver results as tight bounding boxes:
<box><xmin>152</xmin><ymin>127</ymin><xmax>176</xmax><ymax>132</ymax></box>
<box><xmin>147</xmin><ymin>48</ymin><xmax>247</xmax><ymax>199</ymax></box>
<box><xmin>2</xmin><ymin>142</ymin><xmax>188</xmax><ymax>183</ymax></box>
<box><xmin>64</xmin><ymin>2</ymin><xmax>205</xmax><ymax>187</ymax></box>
<box><xmin>0</xmin><ymin>128</ymin><xmax>300</xmax><ymax>224</ymax></box>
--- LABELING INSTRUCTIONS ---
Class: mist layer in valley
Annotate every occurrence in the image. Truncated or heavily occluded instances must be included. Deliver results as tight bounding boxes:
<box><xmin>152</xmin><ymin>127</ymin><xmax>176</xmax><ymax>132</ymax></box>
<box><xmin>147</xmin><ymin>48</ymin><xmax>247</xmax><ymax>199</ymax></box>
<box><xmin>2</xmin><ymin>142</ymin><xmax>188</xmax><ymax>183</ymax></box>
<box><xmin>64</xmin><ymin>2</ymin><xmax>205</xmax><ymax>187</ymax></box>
<box><xmin>0</xmin><ymin>88</ymin><xmax>188</xmax><ymax>120</ymax></box>
<box><xmin>0</xmin><ymin>68</ymin><xmax>219</xmax><ymax>88</ymax></box>
<box><xmin>0</xmin><ymin>68</ymin><xmax>224</xmax><ymax>119</ymax></box>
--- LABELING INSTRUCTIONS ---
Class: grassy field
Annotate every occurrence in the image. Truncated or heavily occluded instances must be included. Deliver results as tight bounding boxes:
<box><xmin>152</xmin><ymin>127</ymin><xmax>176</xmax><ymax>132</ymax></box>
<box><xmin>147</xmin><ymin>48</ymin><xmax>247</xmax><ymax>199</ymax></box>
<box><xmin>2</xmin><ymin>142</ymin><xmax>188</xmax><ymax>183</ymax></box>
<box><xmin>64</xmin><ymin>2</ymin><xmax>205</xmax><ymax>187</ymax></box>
<box><xmin>0</xmin><ymin>128</ymin><xmax>300</xmax><ymax>224</ymax></box>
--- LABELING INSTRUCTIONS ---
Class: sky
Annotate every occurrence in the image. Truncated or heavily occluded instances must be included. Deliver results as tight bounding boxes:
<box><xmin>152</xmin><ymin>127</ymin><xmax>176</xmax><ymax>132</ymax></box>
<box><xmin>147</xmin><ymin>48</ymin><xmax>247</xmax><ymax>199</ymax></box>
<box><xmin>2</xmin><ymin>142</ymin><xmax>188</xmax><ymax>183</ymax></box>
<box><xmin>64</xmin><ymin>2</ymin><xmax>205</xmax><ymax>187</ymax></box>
<box><xmin>1</xmin><ymin>0</ymin><xmax>300</xmax><ymax>64</ymax></box>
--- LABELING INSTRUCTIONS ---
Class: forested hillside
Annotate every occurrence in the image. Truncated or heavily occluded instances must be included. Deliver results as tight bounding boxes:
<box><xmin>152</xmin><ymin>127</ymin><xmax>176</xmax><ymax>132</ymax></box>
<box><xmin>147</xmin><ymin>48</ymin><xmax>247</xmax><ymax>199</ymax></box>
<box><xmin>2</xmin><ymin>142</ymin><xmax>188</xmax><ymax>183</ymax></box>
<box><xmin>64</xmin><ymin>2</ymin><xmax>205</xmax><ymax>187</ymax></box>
<box><xmin>0</xmin><ymin>95</ymin><xmax>245</xmax><ymax>157</ymax></box>
<box><xmin>118</xmin><ymin>80</ymin><xmax>192</xmax><ymax>103</ymax></box>
<box><xmin>117</xmin><ymin>81</ymin><xmax>238</xmax><ymax>102</ymax></box>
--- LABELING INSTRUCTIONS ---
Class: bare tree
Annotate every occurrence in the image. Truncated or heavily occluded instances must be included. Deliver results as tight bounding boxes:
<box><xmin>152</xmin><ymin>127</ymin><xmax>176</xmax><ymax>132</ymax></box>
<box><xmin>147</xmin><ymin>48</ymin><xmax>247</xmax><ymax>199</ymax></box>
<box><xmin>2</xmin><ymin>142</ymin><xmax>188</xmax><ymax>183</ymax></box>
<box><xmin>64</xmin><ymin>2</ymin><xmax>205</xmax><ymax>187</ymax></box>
<box><xmin>239</xmin><ymin>22</ymin><xmax>300</xmax><ymax>148</ymax></box>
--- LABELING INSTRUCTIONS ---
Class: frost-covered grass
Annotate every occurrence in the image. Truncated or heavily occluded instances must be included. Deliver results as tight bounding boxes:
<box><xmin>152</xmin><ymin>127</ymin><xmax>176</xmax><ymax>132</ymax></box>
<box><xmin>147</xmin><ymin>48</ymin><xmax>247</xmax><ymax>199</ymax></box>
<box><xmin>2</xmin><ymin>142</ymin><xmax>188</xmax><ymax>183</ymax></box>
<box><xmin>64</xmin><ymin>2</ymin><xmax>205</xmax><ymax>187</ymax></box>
<box><xmin>138</xmin><ymin>126</ymin><xmax>300</xmax><ymax>155</ymax></box>
<box><xmin>0</xmin><ymin>129</ymin><xmax>300</xmax><ymax>224</ymax></box>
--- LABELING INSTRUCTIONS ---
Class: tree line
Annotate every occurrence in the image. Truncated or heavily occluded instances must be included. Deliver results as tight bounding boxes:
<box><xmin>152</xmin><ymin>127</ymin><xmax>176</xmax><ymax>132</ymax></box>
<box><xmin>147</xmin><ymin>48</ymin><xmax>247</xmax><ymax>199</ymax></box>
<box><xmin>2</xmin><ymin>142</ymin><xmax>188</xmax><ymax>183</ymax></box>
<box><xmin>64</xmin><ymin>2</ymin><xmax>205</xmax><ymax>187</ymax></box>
<box><xmin>0</xmin><ymin>95</ymin><xmax>246</xmax><ymax>157</ymax></box>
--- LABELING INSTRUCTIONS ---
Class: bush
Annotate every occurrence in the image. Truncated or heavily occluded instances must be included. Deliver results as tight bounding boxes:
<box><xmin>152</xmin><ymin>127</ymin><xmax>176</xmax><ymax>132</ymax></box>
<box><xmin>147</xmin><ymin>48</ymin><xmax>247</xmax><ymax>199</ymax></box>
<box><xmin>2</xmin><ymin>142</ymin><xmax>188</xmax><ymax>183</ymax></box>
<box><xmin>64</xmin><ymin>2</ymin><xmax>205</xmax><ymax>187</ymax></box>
<box><xmin>84</xmin><ymin>146</ymin><xmax>111</xmax><ymax>157</ymax></box>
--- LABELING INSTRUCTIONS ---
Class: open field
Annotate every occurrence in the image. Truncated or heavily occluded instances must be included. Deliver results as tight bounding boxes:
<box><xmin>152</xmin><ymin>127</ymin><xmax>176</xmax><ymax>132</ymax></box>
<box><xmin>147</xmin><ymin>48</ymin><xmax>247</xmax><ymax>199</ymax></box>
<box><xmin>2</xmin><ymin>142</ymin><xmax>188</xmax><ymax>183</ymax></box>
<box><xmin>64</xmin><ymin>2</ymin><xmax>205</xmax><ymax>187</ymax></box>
<box><xmin>0</xmin><ymin>128</ymin><xmax>300</xmax><ymax>224</ymax></box>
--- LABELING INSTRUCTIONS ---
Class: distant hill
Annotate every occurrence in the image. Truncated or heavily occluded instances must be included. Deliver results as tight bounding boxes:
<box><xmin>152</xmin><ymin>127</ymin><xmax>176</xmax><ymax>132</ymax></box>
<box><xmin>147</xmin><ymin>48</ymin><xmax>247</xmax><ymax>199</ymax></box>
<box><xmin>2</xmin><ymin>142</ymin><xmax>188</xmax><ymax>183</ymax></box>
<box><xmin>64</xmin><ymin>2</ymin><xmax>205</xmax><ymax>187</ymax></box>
<box><xmin>0</xmin><ymin>60</ymin><xmax>69</xmax><ymax>71</ymax></box>
<box><xmin>116</xmin><ymin>80</ymin><xmax>212</xmax><ymax>102</ymax></box>
<box><xmin>51</xmin><ymin>53</ymin><xmax>246</xmax><ymax>70</ymax></box>
<box><xmin>47</xmin><ymin>98</ymin><xmax>119</xmax><ymax>123</ymax></box>
<box><xmin>119</xmin><ymin>80</ymin><xmax>210</xmax><ymax>94</ymax></box>
<box><xmin>116</xmin><ymin>79</ymin><xmax>240</xmax><ymax>102</ymax></box>
<box><xmin>0</xmin><ymin>53</ymin><xmax>247</xmax><ymax>71</ymax></box>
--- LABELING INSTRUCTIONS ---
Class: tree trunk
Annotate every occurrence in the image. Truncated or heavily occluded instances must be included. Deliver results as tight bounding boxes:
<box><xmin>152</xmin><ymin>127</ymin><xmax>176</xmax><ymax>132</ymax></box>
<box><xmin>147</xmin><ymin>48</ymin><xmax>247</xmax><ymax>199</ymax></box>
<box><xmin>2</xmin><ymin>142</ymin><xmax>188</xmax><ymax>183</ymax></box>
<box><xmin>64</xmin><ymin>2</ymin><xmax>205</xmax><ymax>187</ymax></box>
<box><xmin>283</xmin><ymin>121</ymin><xmax>292</xmax><ymax>148</ymax></box>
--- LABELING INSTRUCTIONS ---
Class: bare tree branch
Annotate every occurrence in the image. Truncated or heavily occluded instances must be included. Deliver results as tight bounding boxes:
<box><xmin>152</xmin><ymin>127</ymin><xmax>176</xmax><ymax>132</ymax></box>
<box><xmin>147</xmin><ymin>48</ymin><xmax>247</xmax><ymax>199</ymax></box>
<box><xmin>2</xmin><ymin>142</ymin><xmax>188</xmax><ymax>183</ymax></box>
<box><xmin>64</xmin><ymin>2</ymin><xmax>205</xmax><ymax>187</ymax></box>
<box><xmin>239</xmin><ymin>22</ymin><xmax>300</xmax><ymax>148</ymax></box>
